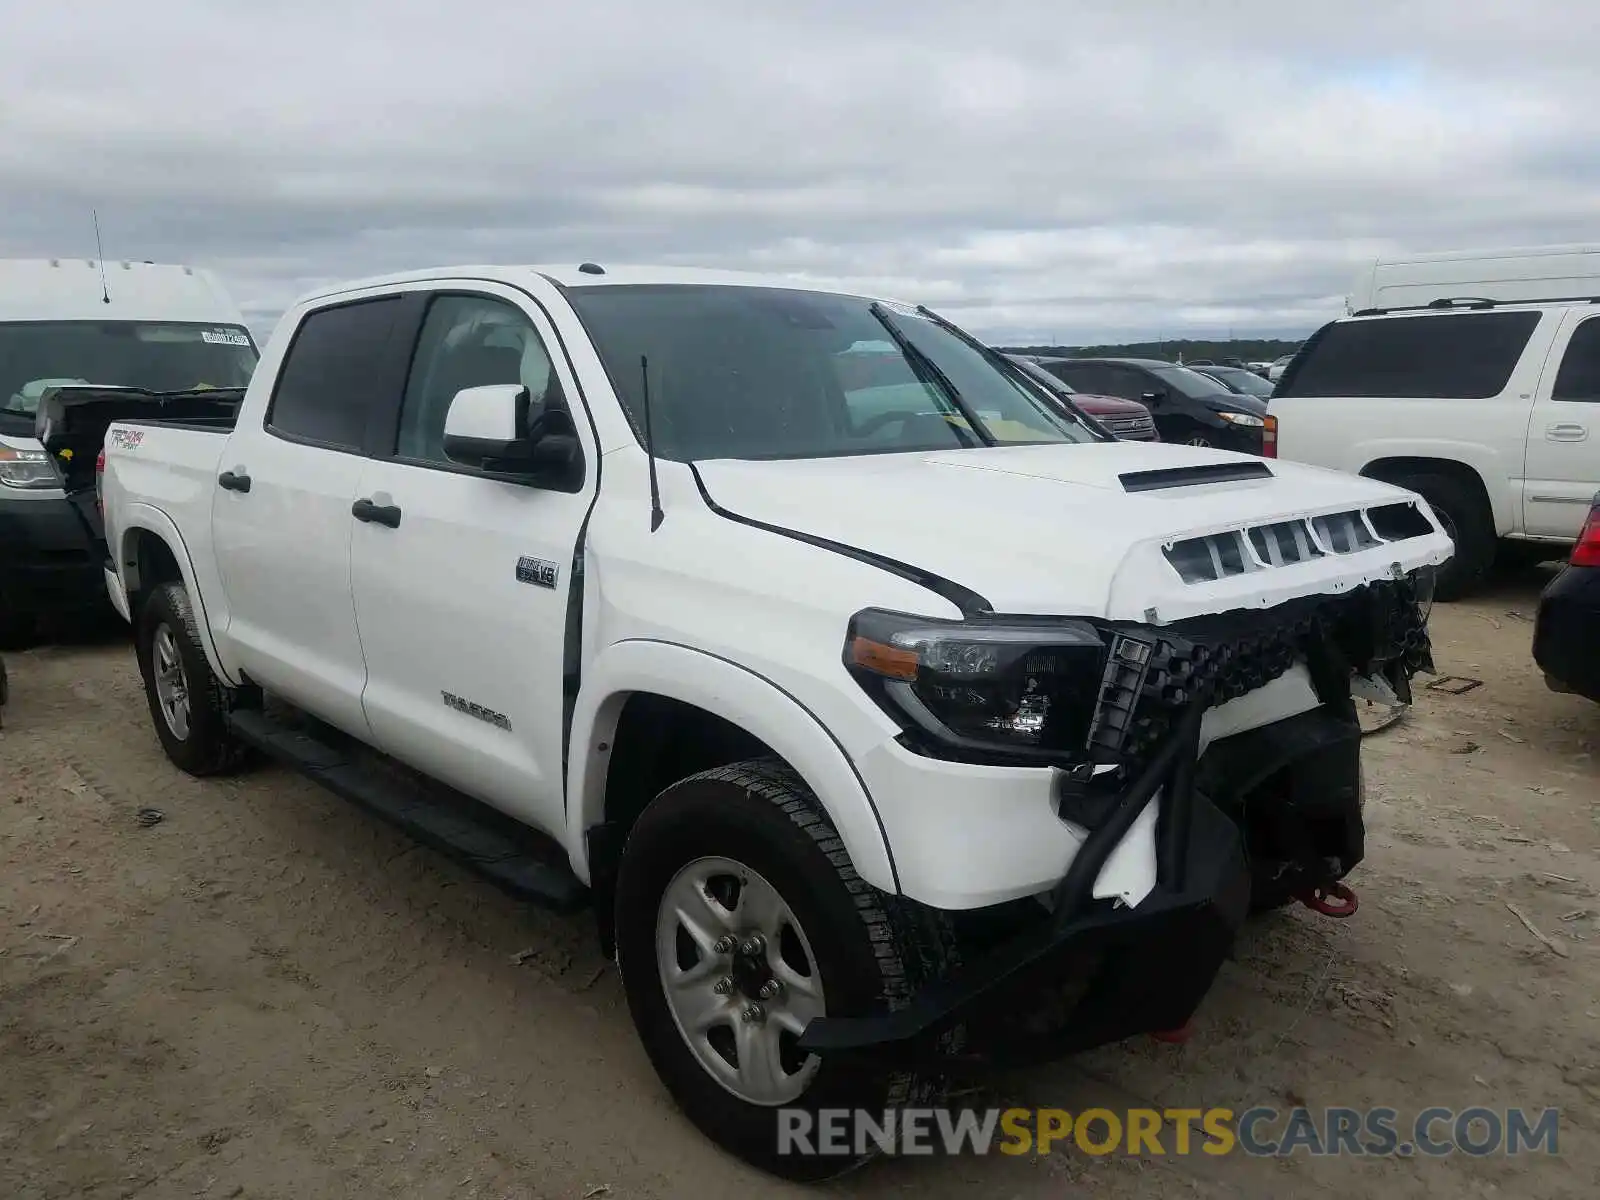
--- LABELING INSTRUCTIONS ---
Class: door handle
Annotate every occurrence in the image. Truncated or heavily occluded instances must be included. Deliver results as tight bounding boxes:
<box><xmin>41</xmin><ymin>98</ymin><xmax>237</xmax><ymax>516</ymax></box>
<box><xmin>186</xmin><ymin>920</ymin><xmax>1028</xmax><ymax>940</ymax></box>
<box><xmin>1547</xmin><ymin>423</ymin><xmax>1588</xmax><ymax>442</ymax></box>
<box><xmin>352</xmin><ymin>497</ymin><xmax>402</xmax><ymax>528</ymax></box>
<box><xmin>217</xmin><ymin>470</ymin><xmax>252</xmax><ymax>493</ymax></box>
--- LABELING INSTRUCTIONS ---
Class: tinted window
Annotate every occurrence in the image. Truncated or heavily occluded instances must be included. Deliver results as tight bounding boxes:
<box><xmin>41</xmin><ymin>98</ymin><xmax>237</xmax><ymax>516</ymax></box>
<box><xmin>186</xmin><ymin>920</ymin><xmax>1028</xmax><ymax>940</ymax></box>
<box><xmin>1101</xmin><ymin>367</ymin><xmax>1149</xmax><ymax>400</ymax></box>
<box><xmin>566</xmin><ymin>285</ymin><xmax>1093</xmax><ymax>461</ymax></box>
<box><xmin>1277</xmin><ymin>311</ymin><xmax>1540</xmax><ymax>399</ymax></box>
<box><xmin>267</xmin><ymin>298</ymin><xmax>402</xmax><ymax>449</ymax></box>
<box><xmin>397</xmin><ymin>294</ymin><xmax>563</xmax><ymax>465</ymax></box>
<box><xmin>1148</xmin><ymin>366</ymin><xmax>1215</xmax><ymax>399</ymax></box>
<box><xmin>1043</xmin><ymin>362</ymin><xmax>1106</xmax><ymax>392</ymax></box>
<box><xmin>1552</xmin><ymin>318</ymin><xmax>1600</xmax><ymax>403</ymax></box>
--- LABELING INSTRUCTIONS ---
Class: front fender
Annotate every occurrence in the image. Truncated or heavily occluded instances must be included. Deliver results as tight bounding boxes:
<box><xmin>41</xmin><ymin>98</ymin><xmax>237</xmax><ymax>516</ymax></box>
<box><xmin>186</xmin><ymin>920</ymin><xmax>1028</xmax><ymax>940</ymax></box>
<box><xmin>565</xmin><ymin>638</ymin><xmax>899</xmax><ymax>895</ymax></box>
<box><xmin>115</xmin><ymin>503</ymin><xmax>236</xmax><ymax>686</ymax></box>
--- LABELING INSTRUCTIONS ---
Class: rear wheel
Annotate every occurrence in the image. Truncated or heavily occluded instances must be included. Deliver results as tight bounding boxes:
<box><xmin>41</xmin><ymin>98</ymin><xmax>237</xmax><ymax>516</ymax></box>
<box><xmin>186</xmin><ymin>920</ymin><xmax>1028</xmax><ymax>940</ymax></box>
<box><xmin>614</xmin><ymin>759</ymin><xmax>956</xmax><ymax>1181</ymax></box>
<box><xmin>135</xmin><ymin>583</ymin><xmax>249</xmax><ymax>776</ymax></box>
<box><xmin>1390</xmin><ymin>472</ymin><xmax>1494</xmax><ymax>600</ymax></box>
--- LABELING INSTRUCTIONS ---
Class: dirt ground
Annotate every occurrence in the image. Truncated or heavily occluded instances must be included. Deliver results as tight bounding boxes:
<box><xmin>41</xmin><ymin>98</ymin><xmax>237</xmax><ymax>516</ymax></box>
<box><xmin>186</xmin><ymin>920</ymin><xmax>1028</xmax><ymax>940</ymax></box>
<box><xmin>2</xmin><ymin>570</ymin><xmax>1596</xmax><ymax>1200</ymax></box>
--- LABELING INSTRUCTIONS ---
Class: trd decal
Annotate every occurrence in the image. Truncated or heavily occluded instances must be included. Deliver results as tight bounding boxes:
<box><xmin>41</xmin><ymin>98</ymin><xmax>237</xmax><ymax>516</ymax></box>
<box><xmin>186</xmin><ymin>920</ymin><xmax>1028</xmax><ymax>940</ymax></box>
<box><xmin>441</xmin><ymin>690</ymin><xmax>512</xmax><ymax>731</ymax></box>
<box><xmin>516</xmin><ymin>556</ymin><xmax>559</xmax><ymax>589</ymax></box>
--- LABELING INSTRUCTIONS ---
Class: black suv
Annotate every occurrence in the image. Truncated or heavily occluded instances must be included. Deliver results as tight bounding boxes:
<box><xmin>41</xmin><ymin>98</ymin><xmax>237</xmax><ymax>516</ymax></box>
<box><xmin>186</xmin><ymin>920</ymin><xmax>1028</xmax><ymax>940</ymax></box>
<box><xmin>1035</xmin><ymin>357</ymin><xmax>1270</xmax><ymax>453</ymax></box>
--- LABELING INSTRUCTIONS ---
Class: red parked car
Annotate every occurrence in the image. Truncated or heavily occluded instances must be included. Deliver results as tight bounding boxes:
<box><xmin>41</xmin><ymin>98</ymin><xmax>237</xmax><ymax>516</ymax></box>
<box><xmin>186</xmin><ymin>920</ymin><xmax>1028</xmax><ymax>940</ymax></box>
<box><xmin>1005</xmin><ymin>355</ymin><xmax>1160</xmax><ymax>440</ymax></box>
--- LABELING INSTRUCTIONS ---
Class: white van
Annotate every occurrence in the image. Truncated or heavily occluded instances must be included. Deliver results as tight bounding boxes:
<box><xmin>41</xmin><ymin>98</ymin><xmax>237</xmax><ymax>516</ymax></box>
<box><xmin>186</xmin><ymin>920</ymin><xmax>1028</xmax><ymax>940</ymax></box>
<box><xmin>0</xmin><ymin>259</ymin><xmax>258</xmax><ymax>640</ymax></box>
<box><xmin>1347</xmin><ymin>243</ymin><xmax>1600</xmax><ymax>314</ymax></box>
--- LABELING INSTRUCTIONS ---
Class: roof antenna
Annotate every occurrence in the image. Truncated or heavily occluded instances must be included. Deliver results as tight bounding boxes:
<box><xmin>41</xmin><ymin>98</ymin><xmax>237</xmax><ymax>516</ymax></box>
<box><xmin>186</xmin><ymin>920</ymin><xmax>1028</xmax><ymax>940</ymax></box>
<box><xmin>92</xmin><ymin>209</ymin><xmax>111</xmax><ymax>304</ymax></box>
<box><xmin>639</xmin><ymin>355</ymin><xmax>664</xmax><ymax>530</ymax></box>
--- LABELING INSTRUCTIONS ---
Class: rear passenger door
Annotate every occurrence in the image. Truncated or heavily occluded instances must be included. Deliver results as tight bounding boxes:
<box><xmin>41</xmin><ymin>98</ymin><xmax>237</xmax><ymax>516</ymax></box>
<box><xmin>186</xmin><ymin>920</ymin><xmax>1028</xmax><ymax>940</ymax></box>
<box><xmin>210</xmin><ymin>293</ymin><xmax>414</xmax><ymax>738</ymax></box>
<box><xmin>1525</xmin><ymin>311</ymin><xmax>1600</xmax><ymax>537</ymax></box>
<box><xmin>347</xmin><ymin>285</ymin><xmax>598</xmax><ymax>838</ymax></box>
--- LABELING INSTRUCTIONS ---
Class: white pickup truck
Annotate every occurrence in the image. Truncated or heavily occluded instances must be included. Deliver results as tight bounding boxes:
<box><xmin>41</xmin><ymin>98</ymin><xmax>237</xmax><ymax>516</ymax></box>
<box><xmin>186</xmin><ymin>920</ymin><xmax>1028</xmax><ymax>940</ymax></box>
<box><xmin>83</xmin><ymin>264</ymin><xmax>1449</xmax><ymax>1179</ymax></box>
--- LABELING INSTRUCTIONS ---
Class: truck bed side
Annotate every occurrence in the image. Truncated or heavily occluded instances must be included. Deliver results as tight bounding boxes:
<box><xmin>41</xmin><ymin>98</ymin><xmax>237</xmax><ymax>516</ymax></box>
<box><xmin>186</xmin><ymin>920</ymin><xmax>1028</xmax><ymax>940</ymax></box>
<box><xmin>100</xmin><ymin>421</ymin><xmax>235</xmax><ymax>670</ymax></box>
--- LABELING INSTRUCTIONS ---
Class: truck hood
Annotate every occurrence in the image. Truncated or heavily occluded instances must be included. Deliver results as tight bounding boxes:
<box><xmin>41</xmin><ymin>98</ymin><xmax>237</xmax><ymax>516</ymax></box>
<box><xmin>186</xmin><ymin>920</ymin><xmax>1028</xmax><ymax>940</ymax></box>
<box><xmin>694</xmin><ymin>441</ymin><xmax>1453</xmax><ymax>623</ymax></box>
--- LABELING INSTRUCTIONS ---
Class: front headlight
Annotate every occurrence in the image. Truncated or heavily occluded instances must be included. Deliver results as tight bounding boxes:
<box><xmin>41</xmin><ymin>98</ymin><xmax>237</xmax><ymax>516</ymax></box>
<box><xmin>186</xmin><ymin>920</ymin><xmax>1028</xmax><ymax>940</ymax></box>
<box><xmin>843</xmin><ymin>608</ymin><xmax>1111</xmax><ymax>763</ymax></box>
<box><xmin>1214</xmin><ymin>411</ymin><xmax>1265</xmax><ymax>428</ymax></box>
<box><xmin>0</xmin><ymin>447</ymin><xmax>64</xmax><ymax>490</ymax></box>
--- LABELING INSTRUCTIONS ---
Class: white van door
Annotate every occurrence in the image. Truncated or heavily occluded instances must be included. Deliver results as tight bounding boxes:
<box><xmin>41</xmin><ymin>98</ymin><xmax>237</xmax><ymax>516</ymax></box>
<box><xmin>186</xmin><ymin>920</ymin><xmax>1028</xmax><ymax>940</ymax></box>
<box><xmin>1524</xmin><ymin>310</ymin><xmax>1600</xmax><ymax>538</ymax></box>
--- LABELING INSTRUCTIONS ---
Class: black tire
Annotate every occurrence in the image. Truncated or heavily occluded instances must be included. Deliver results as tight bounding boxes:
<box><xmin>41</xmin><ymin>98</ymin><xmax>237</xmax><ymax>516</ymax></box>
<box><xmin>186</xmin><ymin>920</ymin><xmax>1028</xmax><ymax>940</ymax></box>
<box><xmin>1392</xmin><ymin>471</ymin><xmax>1495</xmax><ymax>600</ymax></box>
<box><xmin>614</xmin><ymin>758</ymin><xmax>956</xmax><ymax>1181</ymax></box>
<box><xmin>134</xmin><ymin>582</ymin><xmax>249</xmax><ymax>776</ymax></box>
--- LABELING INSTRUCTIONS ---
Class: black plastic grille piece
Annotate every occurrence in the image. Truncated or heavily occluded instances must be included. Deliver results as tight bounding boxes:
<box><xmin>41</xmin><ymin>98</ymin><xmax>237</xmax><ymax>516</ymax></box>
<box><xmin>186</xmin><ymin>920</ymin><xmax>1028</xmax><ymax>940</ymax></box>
<box><xmin>1088</xmin><ymin>578</ymin><xmax>1432</xmax><ymax>769</ymax></box>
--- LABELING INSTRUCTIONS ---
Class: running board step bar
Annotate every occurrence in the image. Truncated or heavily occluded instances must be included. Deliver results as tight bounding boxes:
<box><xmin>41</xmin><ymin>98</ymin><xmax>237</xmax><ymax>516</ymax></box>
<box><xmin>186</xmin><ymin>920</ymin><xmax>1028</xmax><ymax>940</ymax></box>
<box><xmin>226</xmin><ymin>707</ymin><xmax>589</xmax><ymax>912</ymax></box>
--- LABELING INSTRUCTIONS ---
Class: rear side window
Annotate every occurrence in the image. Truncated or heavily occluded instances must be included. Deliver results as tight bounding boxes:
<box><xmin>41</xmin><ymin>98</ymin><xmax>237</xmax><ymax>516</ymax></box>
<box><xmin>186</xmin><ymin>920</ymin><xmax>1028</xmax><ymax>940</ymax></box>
<box><xmin>1552</xmin><ymin>318</ymin><xmax>1600</xmax><ymax>402</ymax></box>
<box><xmin>267</xmin><ymin>297</ymin><xmax>402</xmax><ymax>449</ymax></box>
<box><xmin>1277</xmin><ymin>311</ymin><xmax>1541</xmax><ymax>399</ymax></box>
<box><xmin>1045</xmin><ymin>362</ymin><xmax>1106</xmax><ymax>393</ymax></box>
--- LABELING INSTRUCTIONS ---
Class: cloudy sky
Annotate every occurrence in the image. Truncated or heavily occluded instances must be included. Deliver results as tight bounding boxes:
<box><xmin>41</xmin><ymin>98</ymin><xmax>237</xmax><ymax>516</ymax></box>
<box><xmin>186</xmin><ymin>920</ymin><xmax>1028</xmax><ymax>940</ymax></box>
<box><xmin>4</xmin><ymin>1</ymin><xmax>1597</xmax><ymax>345</ymax></box>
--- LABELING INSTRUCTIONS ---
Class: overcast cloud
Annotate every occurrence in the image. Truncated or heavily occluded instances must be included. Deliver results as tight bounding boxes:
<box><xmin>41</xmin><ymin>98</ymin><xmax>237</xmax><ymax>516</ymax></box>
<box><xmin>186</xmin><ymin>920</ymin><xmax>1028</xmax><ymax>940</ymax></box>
<box><xmin>4</xmin><ymin>0</ymin><xmax>1598</xmax><ymax>343</ymax></box>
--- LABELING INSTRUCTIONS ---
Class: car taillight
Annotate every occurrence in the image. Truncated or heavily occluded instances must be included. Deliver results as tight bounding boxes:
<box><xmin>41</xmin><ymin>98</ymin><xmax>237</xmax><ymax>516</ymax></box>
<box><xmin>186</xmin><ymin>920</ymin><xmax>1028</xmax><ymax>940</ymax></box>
<box><xmin>1573</xmin><ymin>500</ymin><xmax>1600</xmax><ymax>568</ymax></box>
<box><xmin>1261</xmin><ymin>414</ymin><xmax>1278</xmax><ymax>458</ymax></box>
<box><xmin>95</xmin><ymin>449</ymin><xmax>105</xmax><ymax>515</ymax></box>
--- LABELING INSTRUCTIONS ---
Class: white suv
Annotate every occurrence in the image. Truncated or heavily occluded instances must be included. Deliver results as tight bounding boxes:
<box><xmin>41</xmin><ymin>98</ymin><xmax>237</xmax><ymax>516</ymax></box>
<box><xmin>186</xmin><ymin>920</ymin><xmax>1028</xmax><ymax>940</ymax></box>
<box><xmin>1271</xmin><ymin>297</ymin><xmax>1600</xmax><ymax>598</ymax></box>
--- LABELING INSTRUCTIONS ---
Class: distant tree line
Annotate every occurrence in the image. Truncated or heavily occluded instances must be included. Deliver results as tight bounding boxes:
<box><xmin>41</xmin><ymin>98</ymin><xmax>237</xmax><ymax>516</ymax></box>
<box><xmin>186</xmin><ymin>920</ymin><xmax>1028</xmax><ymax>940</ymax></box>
<box><xmin>997</xmin><ymin>337</ymin><xmax>1304</xmax><ymax>364</ymax></box>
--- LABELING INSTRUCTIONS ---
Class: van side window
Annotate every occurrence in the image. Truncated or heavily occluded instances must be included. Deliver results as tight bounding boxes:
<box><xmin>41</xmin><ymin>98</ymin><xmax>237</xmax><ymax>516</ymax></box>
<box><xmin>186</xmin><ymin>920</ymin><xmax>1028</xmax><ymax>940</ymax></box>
<box><xmin>1552</xmin><ymin>319</ymin><xmax>1600</xmax><ymax>403</ymax></box>
<box><xmin>1277</xmin><ymin>311</ymin><xmax>1541</xmax><ymax>400</ymax></box>
<box><xmin>397</xmin><ymin>295</ymin><xmax>565</xmax><ymax>467</ymax></box>
<box><xmin>267</xmin><ymin>297</ymin><xmax>403</xmax><ymax>451</ymax></box>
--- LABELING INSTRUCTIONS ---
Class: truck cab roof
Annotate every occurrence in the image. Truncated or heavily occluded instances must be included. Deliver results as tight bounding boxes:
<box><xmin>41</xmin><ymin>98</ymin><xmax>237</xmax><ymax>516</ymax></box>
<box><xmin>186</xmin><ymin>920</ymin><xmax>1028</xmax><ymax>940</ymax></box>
<box><xmin>301</xmin><ymin>264</ymin><xmax>901</xmax><ymax>308</ymax></box>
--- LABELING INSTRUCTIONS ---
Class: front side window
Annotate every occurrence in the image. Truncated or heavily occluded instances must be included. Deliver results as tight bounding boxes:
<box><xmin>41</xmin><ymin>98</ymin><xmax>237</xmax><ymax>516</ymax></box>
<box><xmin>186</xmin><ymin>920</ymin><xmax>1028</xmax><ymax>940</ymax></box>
<box><xmin>396</xmin><ymin>294</ymin><xmax>563</xmax><ymax>465</ymax></box>
<box><xmin>0</xmin><ymin>321</ymin><xmax>258</xmax><ymax>422</ymax></box>
<box><xmin>565</xmin><ymin>285</ymin><xmax>1095</xmax><ymax>462</ymax></box>
<box><xmin>1277</xmin><ymin>311</ymin><xmax>1541</xmax><ymax>399</ymax></box>
<box><xmin>1551</xmin><ymin>318</ymin><xmax>1600</xmax><ymax>403</ymax></box>
<box><xmin>267</xmin><ymin>297</ymin><xmax>402</xmax><ymax>451</ymax></box>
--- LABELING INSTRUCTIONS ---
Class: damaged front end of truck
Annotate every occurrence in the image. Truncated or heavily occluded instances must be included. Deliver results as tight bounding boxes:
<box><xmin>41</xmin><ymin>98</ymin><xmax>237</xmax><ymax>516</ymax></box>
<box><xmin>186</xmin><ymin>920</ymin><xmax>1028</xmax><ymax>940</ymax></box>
<box><xmin>799</xmin><ymin>568</ymin><xmax>1435</xmax><ymax>1070</ymax></box>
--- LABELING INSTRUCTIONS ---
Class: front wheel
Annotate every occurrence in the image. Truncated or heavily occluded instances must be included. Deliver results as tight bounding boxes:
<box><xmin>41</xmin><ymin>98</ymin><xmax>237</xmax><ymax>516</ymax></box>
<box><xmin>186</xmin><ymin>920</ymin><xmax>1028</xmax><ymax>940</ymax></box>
<box><xmin>1392</xmin><ymin>472</ymin><xmax>1495</xmax><ymax>600</ymax></box>
<box><xmin>614</xmin><ymin>759</ymin><xmax>956</xmax><ymax>1181</ymax></box>
<box><xmin>135</xmin><ymin>582</ymin><xmax>249</xmax><ymax>776</ymax></box>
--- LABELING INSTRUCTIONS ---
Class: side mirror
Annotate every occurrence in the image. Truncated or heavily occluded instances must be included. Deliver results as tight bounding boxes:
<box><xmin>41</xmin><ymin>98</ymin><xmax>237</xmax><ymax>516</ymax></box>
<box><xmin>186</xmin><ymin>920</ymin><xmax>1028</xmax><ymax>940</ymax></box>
<box><xmin>442</xmin><ymin>384</ymin><xmax>578</xmax><ymax>476</ymax></box>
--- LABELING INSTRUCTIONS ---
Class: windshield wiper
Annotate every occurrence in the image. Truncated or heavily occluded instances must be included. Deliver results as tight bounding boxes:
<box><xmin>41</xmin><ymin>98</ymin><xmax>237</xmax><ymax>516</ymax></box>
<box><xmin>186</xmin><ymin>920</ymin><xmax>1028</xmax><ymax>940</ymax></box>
<box><xmin>914</xmin><ymin>305</ymin><xmax>1112</xmax><ymax>442</ymax></box>
<box><xmin>867</xmin><ymin>302</ymin><xmax>993</xmax><ymax>447</ymax></box>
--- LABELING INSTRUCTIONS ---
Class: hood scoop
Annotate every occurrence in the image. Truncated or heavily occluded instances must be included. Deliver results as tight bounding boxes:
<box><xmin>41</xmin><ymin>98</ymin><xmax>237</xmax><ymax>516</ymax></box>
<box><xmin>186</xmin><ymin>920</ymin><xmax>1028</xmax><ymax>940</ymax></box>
<box><xmin>1119</xmin><ymin>461</ymin><xmax>1274</xmax><ymax>493</ymax></box>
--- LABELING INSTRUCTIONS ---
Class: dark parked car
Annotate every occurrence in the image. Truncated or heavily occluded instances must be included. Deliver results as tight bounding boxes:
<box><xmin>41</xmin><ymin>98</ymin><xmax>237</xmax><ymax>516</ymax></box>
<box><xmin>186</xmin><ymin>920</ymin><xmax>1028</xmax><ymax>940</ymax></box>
<box><xmin>1533</xmin><ymin>493</ymin><xmax>1600</xmax><ymax>703</ymax></box>
<box><xmin>1191</xmin><ymin>364</ymin><xmax>1276</xmax><ymax>401</ymax></box>
<box><xmin>1005</xmin><ymin>355</ymin><xmax>1159</xmax><ymax>440</ymax></box>
<box><xmin>1031</xmin><ymin>357</ymin><xmax>1271</xmax><ymax>453</ymax></box>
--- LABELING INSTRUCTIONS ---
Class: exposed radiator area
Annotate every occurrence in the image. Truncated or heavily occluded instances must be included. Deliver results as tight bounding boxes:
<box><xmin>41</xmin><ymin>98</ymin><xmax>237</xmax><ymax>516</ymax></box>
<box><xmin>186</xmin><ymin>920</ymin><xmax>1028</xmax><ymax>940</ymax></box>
<box><xmin>1162</xmin><ymin>500</ymin><xmax>1436</xmax><ymax>584</ymax></box>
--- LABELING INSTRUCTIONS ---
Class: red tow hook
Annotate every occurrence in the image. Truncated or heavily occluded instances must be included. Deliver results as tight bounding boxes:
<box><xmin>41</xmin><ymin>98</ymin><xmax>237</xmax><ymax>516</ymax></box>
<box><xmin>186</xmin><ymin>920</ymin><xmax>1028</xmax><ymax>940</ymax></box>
<box><xmin>1149</xmin><ymin>1019</ymin><xmax>1195</xmax><ymax>1044</ymax></box>
<box><xmin>1297</xmin><ymin>881</ymin><xmax>1359</xmax><ymax>918</ymax></box>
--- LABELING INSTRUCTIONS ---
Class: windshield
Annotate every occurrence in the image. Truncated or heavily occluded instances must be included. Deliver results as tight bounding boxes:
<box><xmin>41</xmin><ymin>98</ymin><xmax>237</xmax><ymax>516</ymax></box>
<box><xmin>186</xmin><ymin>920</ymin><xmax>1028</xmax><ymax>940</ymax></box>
<box><xmin>1152</xmin><ymin>364</ymin><xmax>1230</xmax><ymax>399</ymax></box>
<box><xmin>1207</xmin><ymin>367</ymin><xmax>1274</xmax><ymax>397</ymax></box>
<box><xmin>0</xmin><ymin>321</ymin><xmax>258</xmax><ymax>417</ymax></box>
<box><xmin>566</xmin><ymin>285</ymin><xmax>1096</xmax><ymax>461</ymax></box>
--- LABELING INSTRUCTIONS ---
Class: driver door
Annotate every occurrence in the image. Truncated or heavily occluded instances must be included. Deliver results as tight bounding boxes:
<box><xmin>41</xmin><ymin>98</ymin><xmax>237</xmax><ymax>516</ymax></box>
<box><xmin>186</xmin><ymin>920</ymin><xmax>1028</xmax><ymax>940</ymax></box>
<box><xmin>348</xmin><ymin>286</ymin><xmax>597</xmax><ymax>838</ymax></box>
